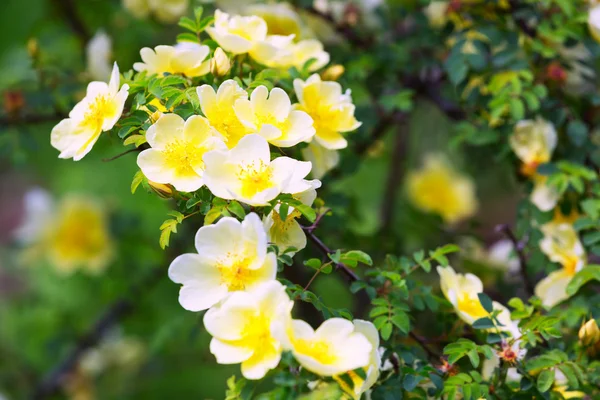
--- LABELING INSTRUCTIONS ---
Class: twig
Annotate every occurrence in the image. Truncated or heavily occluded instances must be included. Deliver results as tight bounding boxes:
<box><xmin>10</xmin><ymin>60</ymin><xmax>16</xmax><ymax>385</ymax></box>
<box><xmin>101</xmin><ymin>147</ymin><xmax>143</xmax><ymax>162</ymax></box>
<box><xmin>409</xmin><ymin>331</ymin><xmax>442</xmax><ymax>362</ymax></box>
<box><xmin>380</xmin><ymin>121</ymin><xmax>408</xmax><ymax>232</ymax></box>
<box><xmin>302</xmin><ymin>208</ymin><xmax>331</xmax><ymax>233</ymax></box>
<box><xmin>496</xmin><ymin>224</ymin><xmax>534</xmax><ymax>296</ymax></box>
<box><xmin>50</xmin><ymin>0</ymin><xmax>91</xmax><ymax>43</ymax></box>
<box><xmin>304</xmin><ymin>230</ymin><xmax>360</xmax><ymax>282</ymax></box>
<box><xmin>31</xmin><ymin>264</ymin><xmax>166</xmax><ymax>399</ymax></box>
<box><xmin>302</xmin><ymin>6</ymin><xmax>371</xmax><ymax>48</ymax></box>
<box><xmin>0</xmin><ymin>113</ymin><xmax>66</xmax><ymax>126</ymax></box>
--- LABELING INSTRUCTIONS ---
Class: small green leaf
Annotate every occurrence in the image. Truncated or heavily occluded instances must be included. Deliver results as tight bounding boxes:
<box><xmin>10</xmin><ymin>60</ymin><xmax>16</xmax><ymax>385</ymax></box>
<box><xmin>340</xmin><ymin>250</ymin><xmax>373</xmax><ymax>267</ymax></box>
<box><xmin>131</xmin><ymin>170</ymin><xmax>146</xmax><ymax>194</ymax></box>
<box><xmin>566</xmin><ymin>265</ymin><xmax>600</xmax><ymax>295</ymax></box>
<box><xmin>227</xmin><ymin>201</ymin><xmax>246</xmax><ymax>219</ymax></box>
<box><xmin>472</xmin><ymin>318</ymin><xmax>495</xmax><ymax>330</ymax></box>
<box><xmin>477</xmin><ymin>293</ymin><xmax>493</xmax><ymax>313</ymax></box>
<box><xmin>380</xmin><ymin>322</ymin><xmax>393</xmax><ymax>340</ymax></box>
<box><xmin>536</xmin><ymin>369</ymin><xmax>554</xmax><ymax>393</ymax></box>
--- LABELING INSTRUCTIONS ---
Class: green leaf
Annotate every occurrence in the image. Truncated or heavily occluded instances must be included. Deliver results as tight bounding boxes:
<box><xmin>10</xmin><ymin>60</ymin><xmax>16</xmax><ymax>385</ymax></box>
<box><xmin>227</xmin><ymin>201</ymin><xmax>246</xmax><ymax>219</ymax></box>
<box><xmin>295</xmin><ymin>204</ymin><xmax>316</xmax><ymax>222</ymax></box>
<box><xmin>536</xmin><ymin>369</ymin><xmax>554</xmax><ymax>393</ymax></box>
<box><xmin>380</xmin><ymin>322</ymin><xmax>393</xmax><ymax>340</ymax></box>
<box><xmin>472</xmin><ymin>318</ymin><xmax>495</xmax><ymax>330</ymax></box>
<box><xmin>369</xmin><ymin>306</ymin><xmax>389</xmax><ymax>318</ymax></box>
<box><xmin>177</xmin><ymin>32</ymin><xmax>199</xmax><ymax>43</ymax></box>
<box><xmin>131</xmin><ymin>170</ymin><xmax>145</xmax><ymax>194</ymax></box>
<box><xmin>390</xmin><ymin>312</ymin><xmax>410</xmax><ymax>334</ymax></box>
<box><xmin>509</xmin><ymin>98</ymin><xmax>525</xmax><ymax>120</ymax></box>
<box><xmin>279</xmin><ymin>203</ymin><xmax>289</xmax><ymax>221</ymax></box>
<box><xmin>467</xmin><ymin>349</ymin><xmax>480</xmax><ymax>368</ymax></box>
<box><xmin>304</xmin><ymin>258</ymin><xmax>321</xmax><ymax>270</ymax></box>
<box><xmin>566</xmin><ymin>265</ymin><xmax>600</xmax><ymax>295</ymax></box>
<box><xmin>340</xmin><ymin>250</ymin><xmax>373</xmax><ymax>267</ymax></box>
<box><xmin>567</xmin><ymin>120</ymin><xmax>588</xmax><ymax>147</ymax></box>
<box><xmin>477</xmin><ymin>293</ymin><xmax>493</xmax><ymax>313</ymax></box>
<box><xmin>178</xmin><ymin>16</ymin><xmax>198</xmax><ymax>32</ymax></box>
<box><xmin>583</xmin><ymin>231</ymin><xmax>600</xmax><ymax>246</ymax></box>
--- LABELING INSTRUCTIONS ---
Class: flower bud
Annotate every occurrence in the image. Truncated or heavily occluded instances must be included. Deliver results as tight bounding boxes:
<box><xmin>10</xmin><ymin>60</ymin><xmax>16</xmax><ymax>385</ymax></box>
<box><xmin>148</xmin><ymin>180</ymin><xmax>174</xmax><ymax>199</ymax></box>
<box><xmin>27</xmin><ymin>38</ymin><xmax>39</xmax><ymax>58</ymax></box>
<box><xmin>579</xmin><ymin>319</ymin><xmax>600</xmax><ymax>347</ymax></box>
<box><xmin>320</xmin><ymin>64</ymin><xmax>345</xmax><ymax>81</ymax></box>
<box><xmin>210</xmin><ymin>48</ymin><xmax>231</xmax><ymax>78</ymax></box>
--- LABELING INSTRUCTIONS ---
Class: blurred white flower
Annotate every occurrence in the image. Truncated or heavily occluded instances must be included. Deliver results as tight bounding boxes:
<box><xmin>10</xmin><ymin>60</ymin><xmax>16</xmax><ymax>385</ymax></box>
<box><xmin>86</xmin><ymin>30</ymin><xmax>112</xmax><ymax>82</ymax></box>
<box><xmin>13</xmin><ymin>187</ymin><xmax>54</xmax><ymax>245</ymax></box>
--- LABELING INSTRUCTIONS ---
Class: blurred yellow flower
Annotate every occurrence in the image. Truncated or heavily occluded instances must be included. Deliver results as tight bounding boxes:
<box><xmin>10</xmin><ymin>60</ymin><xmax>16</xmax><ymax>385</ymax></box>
<box><xmin>294</xmin><ymin>74</ymin><xmax>361</xmax><ymax>150</ymax></box>
<box><xmin>535</xmin><ymin>221</ymin><xmax>585</xmax><ymax>308</ymax></box>
<box><xmin>234</xmin><ymin>85</ymin><xmax>315</xmax><ymax>147</ymax></box>
<box><xmin>509</xmin><ymin>117</ymin><xmax>556</xmax><ymax>177</ymax></box>
<box><xmin>136</xmin><ymin>114</ymin><xmax>226</xmax><ymax>192</ymax></box>
<box><xmin>51</xmin><ymin>63</ymin><xmax>129</xmax><ymax>160</ymax></box>
<box><xmin>301</xmin><ymin>141</ymin><xmax>340</xmax><ymax>179</ymax></box>
<box><xmin>122</xmin><ymin>0</ymin><xmax>189</xmax><ymax>23</ymax></box>
<box><xmin>406</xmin><ymin>154</ymin><xmax>478</xmax><ymax>224</ymax></box>
<box><xmin>245</xmin><ymin>3</ymin><xmax>303</xmax><ymax>37</ymax></box>
<box><xmin>530</xmin><ymin>175</ymin><xmax>559</xmax><ymax>212</ymax></box>
<box><xmin>424</xmin><ymin>1</ymin><xmax>449</xmax><ymax>28</ymax></box>
<box><xmin>250</xmin><ymin>35</ymin><xmax>330</xmax><ymax>72</ymax></box>
<box><xmin>133</xmin><ymin>43</ymin><xmax>210</xmax><ymax>78</ymax></box>
<box><xmin>321</xmin><ymin>64</ymin><xmax>345</xmax><ymax>81</ymax></box>
<box><xmin>47</xmin><ymin>196</ymin><xmax>113</xmax><ymax>275</ymax></box>
<box><xmin>204</xmin><ymin>281</ymin><xmax>294</xmax><ymax>379</ymax></box>
<box><xmin>276</xmin><ymin>317</ymin><xmax>373</xmax><ymax>377</ymax></box>
<box><xmin>207</xmin><ymin>10</ymin><xmax>268</xmax><ymax>55</ymax></box>
<box><xmin>437</xmin><ymin>266</ymin><xmax>512</xmax><ymax>329</ymax></box>
<box><xmin>196</xmin><ymin>79</ymin><xmax>250</xmax><ymax>148</ymax></box>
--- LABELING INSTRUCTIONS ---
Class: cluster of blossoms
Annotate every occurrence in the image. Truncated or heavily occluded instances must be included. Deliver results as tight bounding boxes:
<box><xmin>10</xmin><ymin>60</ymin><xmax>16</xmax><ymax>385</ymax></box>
<box><xmin>47</xmin><ymin>6</ymin><xmax>382</xmax><ymax>397</ymax></box>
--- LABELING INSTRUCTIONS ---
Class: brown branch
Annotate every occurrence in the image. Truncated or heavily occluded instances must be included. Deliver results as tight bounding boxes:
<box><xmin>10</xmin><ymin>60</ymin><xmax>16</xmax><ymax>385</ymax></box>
<box><xmin>301</xmin><ymin>6</ymin><xmax>372</xmax><ymax>48</ymax></box>
<box><xmin>496</xmin><ymin>224</ymin><xmax>534</xmax><ymax>296</ymax></box>
<box><xmin>0</xmin><ymin>112</ymin><xmax>66</xmax><ymax>126</ymax></box>
<box><xmin>102</xmin><ymin>145</ymin><xmax>148</xmax><ymax>162</ymax></box>
<box><xmin>303</xmin><ymin>229</ymin><xmax>360</xmax><ymax>282</ymax></box>
<box><xmin>50</xmin><ymin>0</ymin><xmax>91</xmax><ymax>43</ymax></box>
<box><xmin>380</xmin><ymin>121</ymin><xmax>408</xmax><ymax>232</ymax></box>
<box><xmin>409</xmin><ymin>332</ymin><xmax>441</xmax><ymax>362</ymax></box>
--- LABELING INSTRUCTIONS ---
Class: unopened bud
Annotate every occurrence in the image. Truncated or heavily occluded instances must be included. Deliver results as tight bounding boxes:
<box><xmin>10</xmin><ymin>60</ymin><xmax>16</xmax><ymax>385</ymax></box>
<box><xmin>148</xmin><ymin>181</ymin><xmax>174</xmax><ymax>199</ymax></box>
<box><xmin>579</xmin><ymin>319</ymin><xmax>600</xmax><ymax>347</ymax></box>
<box><xmin>321</xmin><ymin>64</ymin><xmax>345</xmax><ymax>81</ymax></box>
<box><xmin>210</xmin><ymin>48</ymin><xmax>231</xmax><ymax>78</ymax></box>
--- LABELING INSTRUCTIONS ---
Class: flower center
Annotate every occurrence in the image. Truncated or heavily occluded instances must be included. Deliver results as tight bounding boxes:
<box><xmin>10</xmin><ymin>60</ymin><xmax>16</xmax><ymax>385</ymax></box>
<box><xmin>270</xmin><ymin>209</ymin><xmax>301</xmax><ymax>242</ymax></box>
<box><xmin>81</xmin><ymin>95</ymin><xmax>116</xmax><ymax>133</ymax></box>
<box><xmin>293</xmin><ymin>338</ymin><xmax>338</xmax><ymax>364</ymax></box>
<box><xmin>238</xmin><ymin>161</ymin><xmax>274</xmax><ymax>199</ymax></box>
<box><xmin>218</xmin><ymin>256</ymin><xmax>259</xmax><ymax>291</ymax></box>
<box><xmin>457</xmin><ymin>293</ymin><xmax>488</xmax><ymax>319</ymax></box>
<box><xmin>209</xmin><ymin>106</ymin><xmax>249</xmax><ymax>147</ymax></box>
<box><xmin>163</xmin><ymin>140</ymin><xmax>203</xmax><ymax>177</ymax></box>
